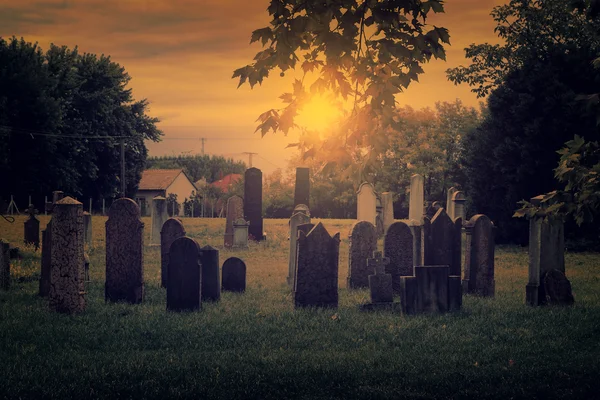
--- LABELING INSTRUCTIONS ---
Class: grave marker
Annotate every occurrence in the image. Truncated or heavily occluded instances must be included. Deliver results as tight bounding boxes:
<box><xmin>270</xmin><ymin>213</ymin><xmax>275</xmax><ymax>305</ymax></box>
<box><xmin>463</xmin><ymin>214</ymin><xmax>495</xmax><ymax>296</ymax></box>
<box><xmin>380</xmin><ymin>192</ymin><xmax>394</xmax><ymax>233</ymax></box>
<box><xmin>347</xmin><ymin>221</ymin><xmax>377</xmax><ymax>289</ymax></box>
<box><xmin>367</xmin><ymin>251</ymin><xmax>393</xmax><ymax>303</ymax></box>
<box><xmin>167</xmin><ymin>237</ymin><xmax>202</xmax><ymax>312</ymax></box>
<box><xmin>161</xmin><ymin>218</ymin><xmax>186</xmax><ymax>288</ymax></box>
<box><xmin>294</xmin><ymin>167</ymin><xmax>310</xmax><ymax>208</ymax></box>
<box><xmin>383</xmin><ymin>220</ymin><xmax>419</xmax><ymax>293</ymax></box>
<box><xmin>200</xmin><ymin>245</ymin><xmax>220</xmax><ymax>302</ymax></box>
<box><xmin>224</xmin><ymin>195</ymin><xmax>244</xmax><ymax>247</ymax></box>
<box><xmin>151</xmin><ymin>196</ymin><xmax>168</xmax><ymax>245</ymax></box>
<box><xmin>357</xmin><ymin>182</ymin><xmax>377</xmax><ymax>226</ymax></box>
<box><xmin>83</xmin><ymin>211</ymin><xmax>92</xmax><ymax>248</ymax></box>
<box><xmin>288</xmin><ymin>212</ymin><xmax>311</xmax><ymax>288</ymax></box>
<box><xmin>244</xmin><ymin>167</ymin><xmax>264</xmax><ymax>241</ymax></box>
<box><xmin>23</xmin><ymin>204</ymin><xmax>40</xmax><ymax>250</ymax></box>
<box><xmin>409</xmin><ymin>174</ymin><xmax>424</xmax><ymax>222</ymax></box>
<box><xmin>222</xmin><ymin>257</ymin><xmax>246</xmax><ymax>292</ymax></box>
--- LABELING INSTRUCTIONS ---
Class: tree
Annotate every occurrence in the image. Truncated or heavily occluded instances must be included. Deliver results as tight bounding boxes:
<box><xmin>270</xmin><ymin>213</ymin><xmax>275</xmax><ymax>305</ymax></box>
<box><xmin>235</xmin><ymin>0</ymin><xmax>450</xmax><ymax>178</ymax></box>
<box><xmin>0</xmin><ymin>37</ymin><xmax>161</xmax><ymax>206</ymax></box>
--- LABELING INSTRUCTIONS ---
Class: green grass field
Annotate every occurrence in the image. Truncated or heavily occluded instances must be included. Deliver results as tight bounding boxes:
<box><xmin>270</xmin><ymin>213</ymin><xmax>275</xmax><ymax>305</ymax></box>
<box><xmin>1</xmin><ymin>215</ymin><xmax>599</xmax><ymax>399</ymax></box>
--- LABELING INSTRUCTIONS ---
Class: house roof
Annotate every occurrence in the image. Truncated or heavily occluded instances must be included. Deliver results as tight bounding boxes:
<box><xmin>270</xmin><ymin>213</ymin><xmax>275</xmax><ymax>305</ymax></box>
<box><xmin>210</xmin><ymin>173</ymin><xmax>242</xmax><ymax>192</ymax></box>
<box><xmin>138</xmin><ymin>169</ymin><xmax>186</xmax><ymax>191</ymax></box>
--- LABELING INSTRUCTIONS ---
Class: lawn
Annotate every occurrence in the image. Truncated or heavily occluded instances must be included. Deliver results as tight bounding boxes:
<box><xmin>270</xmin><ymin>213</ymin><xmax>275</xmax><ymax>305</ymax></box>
<box><xmin>1</xmin><ymin>215</ymin><xmax>599</xmax><ymax>399</ymax></box>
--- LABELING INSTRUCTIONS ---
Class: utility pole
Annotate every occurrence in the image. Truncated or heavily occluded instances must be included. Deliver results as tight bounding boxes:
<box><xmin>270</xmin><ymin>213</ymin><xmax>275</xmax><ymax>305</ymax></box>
<box><xmin>200</xmin><ymin>137</ymin><xmax>206</xmax><ymax>155</ymax></box>
<box><xmin>242</xmin><ymin>152</ymin><xmax>258</xmax><ymax>167</ymax></box>
<box><xmin>120</xmin><ymin>138</ymin><xmax>125</xmax><ymax>197</ymax></box>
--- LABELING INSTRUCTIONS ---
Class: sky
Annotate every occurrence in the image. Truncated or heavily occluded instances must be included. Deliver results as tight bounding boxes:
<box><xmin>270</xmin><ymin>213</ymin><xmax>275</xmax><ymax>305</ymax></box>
<box><xmin>0</xmin><ymin>0</ymin><xmax>506</xmax><ymax>176</ymax></box>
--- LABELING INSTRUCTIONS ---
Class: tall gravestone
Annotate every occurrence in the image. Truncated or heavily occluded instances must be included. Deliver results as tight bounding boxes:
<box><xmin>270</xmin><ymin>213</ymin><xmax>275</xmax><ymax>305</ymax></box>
<box><xmin>244</xmin><ymin>168</ymin><xmax>264</xmax><ymax>241</ymax></box>
<box><xmin>224</xmin><ymin>195</ymin><xmax>244</xmax><ymax>247</ymax></box>
<box><xmin>24</xmin><ymin>204</ymin><xmax>40</xmax><ymax>250</ymax></box>
<box><xmin>428</xmin><ymin>208</ymin><xmax>461</xmax><ymax>276</ymax></box>
<box><xmin>380</xmin><ymin>192</ymin><xmax>394</xmax><ymax>233</ymax></box>
<box><xmin>151</xmin><ymin>196</ymin><xmax>168</xmax><ymax>245</ymax></box>
<box><xmin>83</xmin><ymin>211</ymin><xmax>92</xmax><ymax>248</ymax></box>
<box><xmin>200</xmin><ymin>245</ymin><xmax>220</xmax><ymax>302</ymax></box>
<box><xmin>452</xmin><ymin>191</ymin><xmax>466</xmax><ymax>222</ymax></box>
<box><xmin>288</xmin><ymin>212</ymin><xmax>311</xmax><ymax>288</ymax></box>
<box><xmin>463</xmin><ymin>214</ymin><xmax>495</xmax><ymax>297</ymax></box>
<box><xmin>356</xmin><ymin>182</ymin><xmax>377</xmax><ymax>226</ymax></box>
<box><xmin>39</xmin><ymin>191</ymin><xmax>64</xmax><ymax>297</ymax></box>
<box><xmin>409</xmin><ymin>174</ymin><xmax>424</xmax><ymax>222</ymax></box>
<box><xmin>0</xmin><ymin>240</ymin><xmax>9</xmax><ymax>290</ymax></box>
<box><xmin>48</xmin><ymin>197</ymin><xmax>85</xmax><ymax>314</ymax></box>
<box><xmin>347</xmin><ymin>221</ymin><xmax>377</xmax><ymax>289</ymax></box>
<box><xmin>295</xmin><ymin>222</ymin><xmax>340</xmax><ymax>308</ymax></box>
<box><xmin>294</xmin><ymin>167</ymin><xmax>310</xmax><ymax>208</ymax></box>
<box><xmin>446</xmin><ymin>187</ymin><xmax>457</xmax><ymax>220</ymax></box>
<box><xmin>383</xmin><ymin>220</ymin><xmax>421</xmax><ymax>294</ymax></box>
<box><xmin>105</xmin><ymin>198</ymin><xmax>144</xmax><ymax>304</ymax></box>
<box><xmin>222</xmin><ymin>257</ymin><xmax>246</xmax><ymax>292</ymax></box>
<box><xmin>167</xmin><ymin>237</ymin><xmax>202</xmax><ymax>312</ymax></box>
<box><xmin>161</xmin><ymin>218</ymin><xmax>186</xmax><ymax>288</ymax></box>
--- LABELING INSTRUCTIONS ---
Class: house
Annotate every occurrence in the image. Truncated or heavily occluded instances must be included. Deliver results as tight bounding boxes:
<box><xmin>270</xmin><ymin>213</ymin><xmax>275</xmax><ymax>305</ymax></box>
<box><xmin>135</xmin><ymin>169</ymin><xmax>196</xmax><ymax>216</ymax></box>
<box><xmin>210</xmin><ymin>173</ymin><xmax>242</xmax><ymax>193</ymax></box>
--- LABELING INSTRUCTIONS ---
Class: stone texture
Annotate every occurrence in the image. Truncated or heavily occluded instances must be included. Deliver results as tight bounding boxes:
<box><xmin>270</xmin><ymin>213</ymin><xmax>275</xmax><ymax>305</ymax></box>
<box><xmin>429</xmin><ymin>209</ymin><xmax>461</xmax><ymax>276</ymax></box>
<box><xmin>415</xmin><ymin>265</ymin><xmax>449</xmax><ymax>313</ymax></box>
<box><xmin>200</xmin><ymin>245</ymin><xmax>220</xmax><ymax>302</ymax></box>
<box><xmin>422</xmin><ymin>216</ymin><xmax>432</xmax><ymax>265</ymax></box>
<box><xmin>39</xmin><ymin>227</ymin><xmax>52</xmax><ymax>296</ymax></box>
<box><xmin>295</xmin><ymin>222</ymin><xmax>340</xmax><ymax>308</ymax></box>
<box><xmin>288</xmin><ymin>212</ymin><xmax>311</xmax><ymax>288</ymax></box>
<box><xmin>161</xmin><ymin>218</ymin><xmax>186</xmax><ymax>288</ymax></box>
<box><xmin>24</xmin><ymin>204</ymin><xmax>40</xmax><ymax>250</ymax></box>
<box><xmin>446</xmin><ymin>187</ymin><xmax>457</xmax><ymax>220</ymax></box>
<box><xmin>448</xmin><ymin>275</ymin><xmax>462</xmax><ymax>311</ymax></box>
<box><xmin>380</xmin><ymin>192</ymin><xmax>394</xmax><ymax>233</ymax></box>
<box><xmin>0</xmin><ymin>240</ymin><xmax>9</xmax><ymax>290</ymax></box>
<box><xmin>452</xmin><ymin>191</ymin><xmax>466</xmax><ymax>222</ymax></box>
<box><xmin>463</xmin><ymin>214</ymin><xmax>495</xmax><ymax>297</ymax></box>
<box><xmin>400</xmin><ymin>276</ymin><xmax>418</xmax><ymax>315</ymax></box>
<box><xmin>367</xmin><ymin>251</ymin><xmax>393</xmax><ymax>303</ymax></box>
<box><xmin>409</xmin><ymin>174</ymin><xmax>424</xmax><ymax>222</ymax></box>
<box><xmin>233</xmin><ymin>218</ymin><xmax>250</xmax><ymax>248</ymax></box>
<box><xmin>48</xmin><ymin>197</ymin><xmax>85</xmax><ymax>314</ymax></box>
<box><xmin>383</xmin><ymin>221</ymin><xmax>418</xmax><ymax>294</ymax></box>
<box><xmin>224</xmin><ymin>195</ymin><xmax>244</xmax><ymax>248</ymax></box>
<box><xmin>105</xmin><ymin>198</ymin><xmax>144</xmax><ymax>304</ymax></box>
<box><xmin>222</xmin><ymin>257</ymin><xmax>246</xmax><ymax>292</ymax></box>
<box><xmin>83</xmin><ymin>212</ymin><xmax>92</xmax><ymax>248</ymax></box>
<box><xmin>543</xmin><ymin>269</ymin><xmax>574</xmax><ymax>306</ymax></box>
<box><xmin>167</xmin><ymin>237</ymin><xmax>202</xmax><ymax>312</ymax></box>
<box><xmin>347</xmin><ymin>221</ymin><xmax>377</xmax><ymax>289</ymax></box>
<box><xmin>293</xmin><ymin>204</ymin><xmax>310</xmax><ymax>217</ymax></box>
<box><xmin>244</xmin><ymin>167</ymin><xmax>264</xmax><ymax>241</ymax></box>
<box><xmin>356</xmin><ymin>182</ymin><xmax>377</xmax><ymax>226</ymax></box>
<box><xmin>294</xmin><ymin>167</ymin><xmax>310</xmax><ymax>208</ymax></box>
<box><xmin>151</xmin><ymin>196</ymin><xmax>168</xmax><ymax>245</ymax></box>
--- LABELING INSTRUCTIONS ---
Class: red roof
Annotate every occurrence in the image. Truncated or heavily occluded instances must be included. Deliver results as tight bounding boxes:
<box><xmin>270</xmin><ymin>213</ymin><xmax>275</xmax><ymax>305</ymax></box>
<box><xmin>210</xmin><ymin>173</ymin><xmax>242</xmax><ymax>192</ymax></box>
<box><xmin>138</xmin><ymin>169</ymin><xmax>184</xmax><ymax>190</ymax></box>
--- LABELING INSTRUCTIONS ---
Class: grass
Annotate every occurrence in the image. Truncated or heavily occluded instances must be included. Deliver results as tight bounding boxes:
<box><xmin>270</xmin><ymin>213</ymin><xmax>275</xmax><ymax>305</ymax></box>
<box><xmin>1</xmin><ymin>215</ymin><xmax>599</xmax><ymax>399</ymax></box>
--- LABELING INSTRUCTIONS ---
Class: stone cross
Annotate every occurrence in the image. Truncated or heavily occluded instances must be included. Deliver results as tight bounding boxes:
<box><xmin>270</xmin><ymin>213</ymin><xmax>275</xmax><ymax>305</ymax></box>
<box><xmin>24</xmin><ymin>204</ymin><xmax>40</xmax><ymax>250</ymax></box>
<box><xmin>25</xmin><ymin>204</ymin><xmax>39</xmax><ymax>218</ymax></box>
<box><xmin>367</xmin><ymin>251</ymin><xmax>393</xmax><ymax>304</ymax></box>
<box><xmin>367</xmin><ymin>251</ymin><xmax>390</xmax><ymax>275</ymax></box>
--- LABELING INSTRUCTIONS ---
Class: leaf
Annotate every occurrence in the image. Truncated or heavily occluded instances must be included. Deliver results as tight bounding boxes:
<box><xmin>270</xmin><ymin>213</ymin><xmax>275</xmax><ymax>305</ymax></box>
<box><xmin>250</xmin><ymin>27</ymin><xmax>273</xmax><ymax>46</ymax></box>
<box><xmin>285</xmin><ymin>142</ymin><xmax>299</xmax><ymax>148</ymax></box>
<box><xmin>279</xmin><ymin>93</ymin><xmax>294</xmax><ymax>103</ymax></box>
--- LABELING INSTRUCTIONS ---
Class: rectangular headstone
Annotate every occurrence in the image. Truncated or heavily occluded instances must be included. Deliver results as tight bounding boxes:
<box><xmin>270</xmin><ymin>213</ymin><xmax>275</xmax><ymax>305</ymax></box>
<box><xmin>415</xmin><ymin>265</ymin><xmax>449</xmax><ymax>313</ymax></box>
<box><xmin>409</xmin><ymin>174</ymin><xmax>424</xmax><ymax>222</ymax></box>
<box><xmin>446</xmin><ymin>187</ymin><xmax>457</xmax><ymax>220</ymax></box>
<box><xmin>161</xmin><ymin>218</ymin><xmax>186</xmax><ymax>288</ymax></box>
<box><xmin>429</xmin><ymin>209</ymin><xmax>461</xmax><ymax>276</ymax></box>
<box><xmin>380</xmin><ymin>192</ymin><xmax>394</xmax><ymax>233</ymax></box>
<box><xmin>463</xmin><ymin>214</ymin><xmax>495</xmax><ymax>297</ymax></box>
<box><xmin>151</xmin><ymin>196</ymin><xmax>168</xmax><ymax>245</ymax></box>
<box><xmin>167</xmin><ymin>237</ymin><xmax>202</xmax><ymax>312</ymax></box>
<box><xmin>224</xmin><ymin>195</ymin><xmax>244</xmax><ymax>247</ymax></box>
<box><xmin>233</xmin><ymin>218</ymin><xmax>250</xmax><ymax>248</ymax></box>
<box><xmin>400</xmin><ymin>276</ymin><xmax>418</xmax><ymax>315</ymax></box>
<box><xmin>383</xmin><ymin>220</ymin><xmax>415</xmax><ymax>294</ymax></box>
<box><xmin>347</xmin><ymin>221</ymin><xmax>377</xmax><ymax>289</ymax></box>
<box><xmin>293</xmin><ymin>167</ymin><xmax>310</xmax><ymax>208</ymax></box>
<box><xmin>356</xmin><ymin>182</ymin><xmax>377</xmax><ymax>225</ymax></box>
<box><xmin>289</xmin><ymin>212</ymin><xmax>312</xmax><ymax>288</ymax></box>
<box><xmin>200</xmin><ymin>245</ymin><xmax>220</xmax><ymax>302</ymax></box>
<box><xmin>448</xmin><ymin>275</ymin><xmax>462</xmax><ymax>311</ymax></box>
<box><xmin>244</xmin><ymin>168</ymin><xmax>264</xmax><ymax>241</ymax></box>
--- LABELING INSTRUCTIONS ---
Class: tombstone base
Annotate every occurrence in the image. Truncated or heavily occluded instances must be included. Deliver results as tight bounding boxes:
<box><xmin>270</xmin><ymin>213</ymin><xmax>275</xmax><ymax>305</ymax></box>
<box><xmin>359</xmin><ymin>302</ymin><xmax>402</xmax><ymax>313</ymax></box>
<box><xmin>415</xmin><ymin>265</ymin><xmax>449</xmax><ymax>313</ymax></box>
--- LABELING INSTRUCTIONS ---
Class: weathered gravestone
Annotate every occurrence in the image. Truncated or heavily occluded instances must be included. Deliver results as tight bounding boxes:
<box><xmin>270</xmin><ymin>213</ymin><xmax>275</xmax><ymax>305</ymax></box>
<box><xmin>224</xmin><ymin>195</ymin><xmax>244</xmax><ymax>248</ymax></box>
<box><xmin>244</xmin><ymin>167</ymin><xmax>264</xmax><ymax>241</ymax></box>
<box><xmin>347</xmin><ymin>221</ymin><xmax>377</xmax><ymax>289</ymax></box>
<box><xmin>200</xmin><ymin>245</ymin><xmax>220</xmax><ymax>302</ymax></box>
<box><xmin>452</xmin><ymin>191</ymin><xmax>466</xmax><ymax>222</ymax></box>
<box><xmin>294</xmin><ymin>167</ymin><xmax>310</xmax><ymax>208</ymax></box>
<box><xmin>368</xmin><ymin>251</ymin><xmax>393</xmax><ymax>303</ymax></box>
<box><xmin>375</xmin><ymin>195</ymin><xmax>384</xmax><ymax>236</ymax></box>
<box><xmin>105</xmin><ymin>198</ymin><xmax>144</xmax><ymax>304</ymax></box>
<box><xmin>409</xmin><ymin>174</ymin><xmax>424</xmax><ymax>222</ymax></box>
<box><xmin>222</xmin><ymin>257</ymin><xmax>246</xmax><ymax>292</ymax></box>
<box><xmin>39</xmin><ymin>191</ymin><xmax>64</xmax><ymax>297</ymax></box>
<box><xmin>288</xmin><ymin>212</ymin><xmax>311</xmax><ymax>288</ymax></box>
<box><xmin>161</xmin><ymin>218</ymin><xmax>186</xmax><ymax>288</ymax></box>
<box><xmin>233</xmin><ymin>218</ymin><xmax>250</xmax><ymax>248</ymax></box>
<box><xmin>463</xmin><ymin>214</ymin><xmax>495</xmax><ymax>297</ymax></box>
<box><xmin>383</xmin><ymin>220</ymin><xmax>422</xmax><ymax>294</ymax></box>
<box><xmin>380</xmin><ymin>192</ymin><xmax>394</xmax><ymax>233</ymax></box>
<box><xmin>151</xmin><ymin>196</ymin><xmax>168</xmax><ymax>245</ymax></box>
<box><xmin>293</xmin><ymin>203</ymin><xmax>310</xmax><ymax>217</ymax></box>
<box><xmin>167</xmin><ymin>236</ymin><xmax>202</xmax><ymax>312</ymax></box>
<box><xmin>356</xmin><ymin>182</ymin><xmax>377</xmax><ymax>226</ymax></box>
<box><xmin>415</xmin><ymin>265</ymin><xmax>449</xmax><ymax>313</ymax></box>
<box><xmin>543</xmin><ymin>269</ymin><xmax>574</xmax><ymax>305</ymax></box>
<box><xmin>48</xmin><ymin>197</ymin><xmax>85</xmax><ymax>314</ymax></box>
<box><xmin>0</xmin><ymin>240</ymin><xmax>9</xmax><ymax>290</ymax></box>
<box><xmin>426</xmin><ymin>208</ymin><xmax>461</xmax><ymax>276</ymax></box>
<box><xmin>295</xmin><ymin>222</ymin><xmax>340</xmax><ymax>308</ymax></box>
<box><xmin>23</xmin><ymin>204</ymin><xmax>40</xmax><ymax>250</ymax></box>
<box><xmin>446</xmin><ymin>187</ymin><xmax>457</xmax><ymax>220</ymax></box>
<box><xmin>83</xmin><ymin>211</ymin><xmax>92</xmax><ymax>248</ymax></box>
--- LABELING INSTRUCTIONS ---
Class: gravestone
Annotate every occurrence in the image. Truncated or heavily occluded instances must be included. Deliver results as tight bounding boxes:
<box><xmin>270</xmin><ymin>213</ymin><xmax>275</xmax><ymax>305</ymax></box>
<box><xmin>161</xmin><ymin>218</ymin><xmax>186</xmax><ymax>288</ymax></box>
<box><xmin>383</xmin><ymin>220</ymin><xmax>420</xmax><ymax>294</ymax></box>
<box><xmin>367</xmin><ymin>251</ymin><xmax>393</xmax><ymax>303</ymax></box>
<box><xmin>428</xmin><ymin>208</ymin><xmax>461</xmax><ymax>276</ymax></box>
<box><xmin>452</xmin><ymin>191</ymin><xmax>466</xmax><ymax>222</ymax></box>
<box><xmin>222</xmin><ymin>257</ymin><xmax>246</xmax><ymax>292</ymax></box>
<box><xmin>295</xmin><ymin>222</ymin><xmax>340</xmax><ymax>308</ymax></box>
<box><xmin>244</xmin><ymin>167</ymin><xmax>264</xmax><ymax>241</ymax></box>
<box><xmin>0</xmin><ymin>240</ymin><xmax>9</xmax><ymax>290</ymax></box>
<box><xmin>448</xmin><ymin>275</ymin><xmax>462</xmax><ymax>311</ymax></box>
<box><xmin>151</xmin><ymin>196</ymin><xmax>168</xmax><ymax>245</ymax></box>
<box><xmin>294</xmin><ymin>167</ymin><xmax>310</xmax><ymax>208</ymax></box>
<box><xmin>543</xmin><ymin>269</ymin><xmax>574</xmax><ymax>305</ymax></box>
<box><xmin>48</xmin><ymin>197</ymin><xmax>85</xmax><ymax>314</ymax></box>
<box><xmin>293</xmin><ymin>204</ymin><xmax>310</xmax><ymax>217</ymax></box>
<box><xmin>167</xmin><ymin>236</ymin><xmax>202</xmax><ymax>312</ymax></box>
<box><xmin>83</xmin><ymin>211</ymin><xmax>92</xmax><ymax>247</ymax></box>
<box><xmin>200</xmin><ymin>245</ymin><xmax>220</xmax><ymax>302</ymax></box>
<box><xmin>105</xmin><ymin>198</ymin><xmax>144</xmax><ymax>304</ymax></box>
<box><xmin>356</xmin><ymin>182</ymin><xmax>377</xmax><ymax>225</ymax></box>
<box><xmin>233</xmin><ymin>218</ymin><xmax>250</xmax><ymax>248</ymax></box>
<box><xmin>400</xmin><ymin>276</ymin><xmax>418</xmax><ymax>314</ymax></box>
<box><xmin>23</xmin><ymin>204</ymin><xmax>40</xmax><ymax>250</ymax></box>
<box><xmin>45</xmin><ymin>190</ymin><xmax>65</xmax><ymax>214</ymax></box>
<box><xmin>375</xmin><ymin>196</ymin><xmax>384</xmax><ymax>236</ymax></box>
<box><xmin>288</xmin><ymin>212</ymin><xmax>311</xmax><ymax>288</ymax></box>
<box><xmin>84</xmin><ymin>252</ymin><xmax>90</xmax><ymax>283</ymax></box>
<box><xmin>380</xmin><ymin>192</ymin><xmax>394</xmax><ymax>233</ymax></box>
<box><xmin>422</xmin><ymin>216</ymin><xmax>432</xmax><ymax>265</ymax></box>
<box><xmin>409</xmin><ymin>174</ymin><xmax>424</xmax><ymax>222</ymax></box>
<box><xmin>347</xmin><ymin>221</ymin><xmax>377</xmax><ymax>289</ymax></box>
<box><xmin>224</xmin><ymin>195</ymin><xmax>244</xmax><ymax>247</ymax></box>
<box><xmin>415</xmin><ymin>265</ymin><xmax>449</xmax><ymax>313</ymax></box>
<box><xmin>463</xmin><ymin>214</ymin><xmax>495</xmax><ymax>296</ymax></box>
<box><xmin>39</xmin><ymin>191</ymin><xmax>64</xmax><ymax>297</ymax></box>
<box><xmin>446</xmin><ymin>187</ymin><xmax>457</xmax><ymax>220</ymax></box>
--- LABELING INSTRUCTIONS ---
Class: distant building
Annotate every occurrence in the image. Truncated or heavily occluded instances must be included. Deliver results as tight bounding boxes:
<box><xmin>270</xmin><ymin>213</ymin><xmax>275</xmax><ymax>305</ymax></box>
<box><xmin>210</xmin><ymin>173</ymin><xmax>242</xmax><ymax>193</ymax></box>
<box><xmin>135</xmin><ymin>169</ymin><xmax>196</xmax><ymax>216</ymax></box>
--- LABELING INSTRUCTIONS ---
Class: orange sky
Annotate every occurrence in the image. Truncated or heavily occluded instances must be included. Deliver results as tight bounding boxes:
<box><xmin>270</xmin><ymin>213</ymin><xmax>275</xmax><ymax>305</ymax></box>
<box><xmin>1</xmin><ymin>0</ymin><xmax>506</xmax><ymax>175</ymax></box>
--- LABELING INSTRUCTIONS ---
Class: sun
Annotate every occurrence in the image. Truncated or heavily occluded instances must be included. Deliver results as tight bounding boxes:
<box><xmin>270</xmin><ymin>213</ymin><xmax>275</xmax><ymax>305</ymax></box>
<box><xmin>296</xmin><ymin>94</ymin><xmax>345</xmax><ymax>133</ymax></box>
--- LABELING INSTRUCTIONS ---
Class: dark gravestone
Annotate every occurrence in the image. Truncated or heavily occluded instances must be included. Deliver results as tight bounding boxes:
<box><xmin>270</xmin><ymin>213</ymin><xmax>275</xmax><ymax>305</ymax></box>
<box><xmin>105</xmin><ymin>198</ymin><xmax>144</xmax><ymax>304</ymax></box>
<box><xmin>463</xmin><ymin>215</ymin><xmax>495</xmax><ymax>296</ymax></box>
<box><xmin>367</xmin><ymin>251</ymin><xmax>393</xmax><ymax>303</ymax></box>
<box><xmin>83</xmin><ymin>212</ymin><xmax>92</xmax><ymax>248</ymax></box>
<box><xmin>24</xmin><ymin>204</ymin><xmax>40</xmax><ymax>250</ymax></box>
<box><xmin>222</xmin><ymin>257</ymin><xmax>247</xmax><ymax>292</ymax></box>
<box><xmin>295</xmin><ymin>222</ymin><xmax>340</xmax><ymax>308</ymax></box>
<box><xmin>160</xmin><ymin>218</ymin><xmax>186</xmax><ymax>288</ymax></box>
<box><xmin>383</xmin><ymin>221</ymin><xmax>414</xmax><ymax>294</ymax></box>
<box><xmin>0</xmin><ymin>240</ymin><xmax>9</xmax><ymax>290</ymax></box>
<box><xmin>347</xmin><ymin>221</ymin><xmax>377</xmax><ymax>289</ymax></box>
<box><xmin>39</xmin><ymin>228</ymin><xmax>52</xmax><ymax>296</ymax></box>
<box><xmin>429</xmin><ymin>209</ymin><xmax>460</xmax><ymax>276</ymax></box>
<box><xmin>543</xmin><ymin>269</ymin><xmax>574</xmax><ymax>306</ymax></box>
<box><xmin>200</xmin><ymin>245</ymin><xmax>220</xmax><ymax>302</ymax></box>
<box><xmin>224</xmin><ymin>195</ymin><xmax>244</xmax><ymax>248</ymax></box>
<box><xmin>167</xmin><ymin>237</ymin><xmax>202</xmax><ymax>312</ymax></box>
<box><xmin>422</xmin><ymin>216</ymin><xmax>432</xmax><ymax>265</ymax></box>
<box><xmin>244</xmin><ymin>167</ymin><xmax>264</xmax><ymax>241</ymax></box>
<box><xmin>288</xmin><ymin>212</ymin><xmax>311</xmax><ymax>288</ymax></box>
<box><xmin>448</xmin><ymin>275</ymin><xmax>462</xmax><ymax>311</ymax></box>
<box><xmin>49</xmin><ymin>197</ymin><xmax>85</xmax><ymax>314</ymax></box>
<box><xmin>292</xmin><ymin>223</ymin><xmax>315</xmax><ymax>290</ymax></box>
<box><xmin>400</xmin><ymin>276</ymin><xmax>418</xmax><ymax>315</ymax></box>
<box><xmin>294</xmin><ymin>167</ymin><xmax>310</xmax><ymax>208</ymax></box>
<box><xmin>415</xmin><ymin>265</ymin><xmax>449</xmax><ymax>313</ymax></box>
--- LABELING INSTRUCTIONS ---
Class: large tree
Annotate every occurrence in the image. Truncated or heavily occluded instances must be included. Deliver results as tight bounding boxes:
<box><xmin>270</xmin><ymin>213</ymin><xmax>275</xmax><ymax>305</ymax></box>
<box><xmin>0</xmin><ymin>37</ymin><xmax>161</xmax><ymax>207</ymax></box>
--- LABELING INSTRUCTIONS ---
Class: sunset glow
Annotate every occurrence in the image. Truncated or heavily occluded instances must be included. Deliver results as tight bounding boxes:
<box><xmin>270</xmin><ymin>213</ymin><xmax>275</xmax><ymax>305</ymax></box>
<box><xmin>296</xmin><ymin>94</ymin><xmax>345</xmax><ymax>133</ymax></box>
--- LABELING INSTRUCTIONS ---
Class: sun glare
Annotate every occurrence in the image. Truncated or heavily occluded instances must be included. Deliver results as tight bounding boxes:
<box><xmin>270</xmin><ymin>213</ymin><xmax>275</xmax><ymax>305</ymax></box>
<box><xmin>296</xmin><ymin>94</ymin><xmax>344</xmax><ymax>133</ymax></box>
